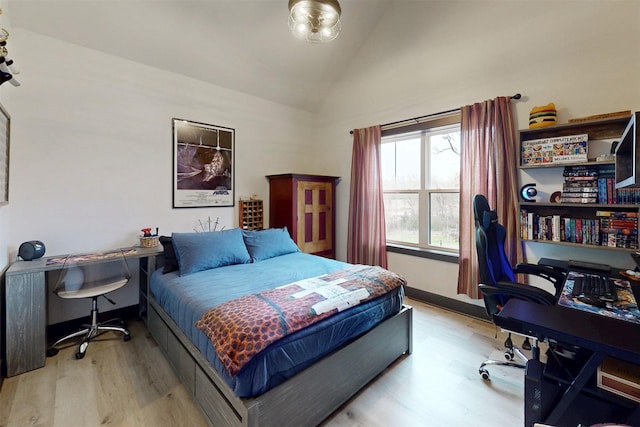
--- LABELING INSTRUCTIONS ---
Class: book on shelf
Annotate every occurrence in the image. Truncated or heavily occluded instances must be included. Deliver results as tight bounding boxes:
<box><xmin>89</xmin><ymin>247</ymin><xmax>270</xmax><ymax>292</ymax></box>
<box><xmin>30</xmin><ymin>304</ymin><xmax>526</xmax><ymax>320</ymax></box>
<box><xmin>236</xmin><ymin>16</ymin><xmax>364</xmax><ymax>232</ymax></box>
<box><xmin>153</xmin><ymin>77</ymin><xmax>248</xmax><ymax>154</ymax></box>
<box><xmin>563</xmin><ymin>190</ymin><xmax>599</xmax><ymax>197</ymax></box>
<box><xmin>563</xmin><ymin>185</ymin><xmax>598</xmax><ymax>192</ymax></box>
<box><xmin>596</xmin><ymin>211</ymin><xmax>639</xmax><ymax>218</ymax></box>
<box><xmin>617</xmin><ymin>187</ymin><xmax>640</xmax><ymax>204</ymax></box>
<box><xmin>563</xmin><ymin>165</ymin><xmax>600</xmax><ymax>177</ymax></box>
<box><xmin>560</xmin><ymin>196</ymin><xmax>598</xmax><ymax>204</ymax></box>
<box><xmin>597</xmin><ymin>177</ymin><xmax>618</xmax><ymax>204</ymax></box>
<box><xmin>600</xmin><ymin>218</ymin><xmax>638</xmax><ymax>229</ymax></box>
<box><xmin>597</xmin><ymin>211</ymin><xmax>639</xmax><ymax>249</ymax></box>
<box><xmin>561</xmin><ymin>217</ymin><xmax>600</xmax><ymax>245</ymax></box>
<box><xmin>559</xmin><ymin>164</ymin><xmax>620</xmax><ymax>204</ymax></box>
<box><xmin>521</xmin><ymin>208</ymin><xmax>639</xmax><ymax>248</ymax></box>
<box><xmin>521</xmin><ymin>210</ymin><xmax>600</xmax><ymax>245</ymax></box>
<box><xmin>603</xmin><ymin>233</ymin><xmax>639</xmax><ymax>249</ymax></box>
<box><xmin>521</xmin><ymin>134</ymin><xmax>588</xmax><ymax>166</ymax></box>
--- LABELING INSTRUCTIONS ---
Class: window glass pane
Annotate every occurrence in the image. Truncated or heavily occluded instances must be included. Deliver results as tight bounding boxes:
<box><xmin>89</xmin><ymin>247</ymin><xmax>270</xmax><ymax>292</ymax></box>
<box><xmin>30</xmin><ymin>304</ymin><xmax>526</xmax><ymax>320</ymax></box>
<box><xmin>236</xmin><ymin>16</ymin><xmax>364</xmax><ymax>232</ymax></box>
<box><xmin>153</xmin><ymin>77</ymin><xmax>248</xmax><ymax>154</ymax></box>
<box><xmin>384</xmin><ymin>193</ymin><xmax>419</xmax><ymax>244</ymax></box>
<box><xmin>429</xmin><ymin>192</ymin><xmax>459</xmax><ymax>249</ymax></box>
<box><xmin>382</xmin><ymin>138</ymin><xmax>420</xmax><ymax>190</ymax></box>
<box><xmin>428</xmin><ymin>131</ymin><xmax>460</xmax><ymax>189</ymax></box>
<box><xmin>380</xmin><ymin>120</ymin><xmax>460</xmax><ymax>252</ymax></box>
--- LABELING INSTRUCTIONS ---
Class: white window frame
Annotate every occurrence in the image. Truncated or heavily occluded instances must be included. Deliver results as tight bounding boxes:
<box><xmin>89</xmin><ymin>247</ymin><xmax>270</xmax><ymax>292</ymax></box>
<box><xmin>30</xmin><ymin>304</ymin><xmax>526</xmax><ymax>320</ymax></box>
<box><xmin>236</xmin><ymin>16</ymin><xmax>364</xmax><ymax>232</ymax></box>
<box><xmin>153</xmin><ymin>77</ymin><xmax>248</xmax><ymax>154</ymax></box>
<box><xmin>382</xmin><ymin>119</ymin><xmax>460</xmax><ymax>253</ymax></box>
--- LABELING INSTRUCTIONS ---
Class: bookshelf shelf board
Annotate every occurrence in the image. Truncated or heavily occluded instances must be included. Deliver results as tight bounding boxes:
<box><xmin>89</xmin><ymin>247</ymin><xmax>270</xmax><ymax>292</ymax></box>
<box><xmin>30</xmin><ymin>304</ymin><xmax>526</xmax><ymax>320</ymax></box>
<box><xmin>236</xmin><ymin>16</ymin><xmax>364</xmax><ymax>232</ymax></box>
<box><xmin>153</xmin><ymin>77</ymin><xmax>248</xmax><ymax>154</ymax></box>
<box><xmin>520</xmin><ymin>160</ymin><xmax>615</xmax><ymax>170</ymax></box>
<box><xmin>520</xmin><ymin>202</ymin><xmax>639</xmax><ymax>209</ymax></box>
<box><xmin>523</xmin><ymin>238</ymin><xmax>638</xmax><ymax>252</ymax></box>
<box><xmin>520</xmin><ymin>115</ymin><xmax>631</xmax><ymax>140</ymax></box>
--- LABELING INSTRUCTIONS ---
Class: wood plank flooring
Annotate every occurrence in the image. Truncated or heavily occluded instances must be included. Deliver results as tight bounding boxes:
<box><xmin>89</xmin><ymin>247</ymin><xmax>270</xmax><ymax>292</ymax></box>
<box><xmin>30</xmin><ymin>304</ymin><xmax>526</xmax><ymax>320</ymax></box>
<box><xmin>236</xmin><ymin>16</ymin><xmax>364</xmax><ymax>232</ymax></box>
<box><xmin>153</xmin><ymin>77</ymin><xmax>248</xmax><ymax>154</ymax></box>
<box><xmin>0</xmin><ymin>298</ymin><xmax>526</xmax><ymax>426</ymax></box>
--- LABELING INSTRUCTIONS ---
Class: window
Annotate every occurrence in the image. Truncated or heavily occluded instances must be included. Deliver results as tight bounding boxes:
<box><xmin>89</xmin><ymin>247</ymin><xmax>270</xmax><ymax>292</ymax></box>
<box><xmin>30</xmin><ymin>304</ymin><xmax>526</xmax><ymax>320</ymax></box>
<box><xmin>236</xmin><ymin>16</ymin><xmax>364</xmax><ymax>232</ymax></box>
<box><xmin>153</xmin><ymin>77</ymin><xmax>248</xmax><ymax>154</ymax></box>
<box><xmin>381</xmin><ymin>120</ymin><xmax>461</xmax><ymax>252</ymax></box>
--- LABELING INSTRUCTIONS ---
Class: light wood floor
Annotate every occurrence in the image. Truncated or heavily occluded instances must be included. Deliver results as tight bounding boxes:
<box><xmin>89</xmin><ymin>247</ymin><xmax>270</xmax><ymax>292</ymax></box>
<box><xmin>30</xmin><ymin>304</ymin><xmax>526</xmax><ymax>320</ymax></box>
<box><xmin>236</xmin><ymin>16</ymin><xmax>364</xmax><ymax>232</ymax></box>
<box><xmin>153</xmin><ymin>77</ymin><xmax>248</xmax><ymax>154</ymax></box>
<box><xmin>0</xmin><ymin>298</ymin><xmax>526</xmax><ymax>426</ymax></box>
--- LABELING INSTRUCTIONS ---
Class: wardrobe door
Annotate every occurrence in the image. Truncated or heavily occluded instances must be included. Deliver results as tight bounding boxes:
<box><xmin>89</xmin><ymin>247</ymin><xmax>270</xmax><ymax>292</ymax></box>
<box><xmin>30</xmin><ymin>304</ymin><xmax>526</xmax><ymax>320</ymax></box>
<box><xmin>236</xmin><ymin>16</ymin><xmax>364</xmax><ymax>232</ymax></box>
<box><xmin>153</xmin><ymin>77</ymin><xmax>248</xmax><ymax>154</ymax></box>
<box><xmin>296</xmin><ymin>180</ymin><xmax>333</xmax><ymax>256</ymax></box>
<box><xmin>267</xmin><ymin>173</ymin><xmax>338</xmax><ymax>259</ymax></box>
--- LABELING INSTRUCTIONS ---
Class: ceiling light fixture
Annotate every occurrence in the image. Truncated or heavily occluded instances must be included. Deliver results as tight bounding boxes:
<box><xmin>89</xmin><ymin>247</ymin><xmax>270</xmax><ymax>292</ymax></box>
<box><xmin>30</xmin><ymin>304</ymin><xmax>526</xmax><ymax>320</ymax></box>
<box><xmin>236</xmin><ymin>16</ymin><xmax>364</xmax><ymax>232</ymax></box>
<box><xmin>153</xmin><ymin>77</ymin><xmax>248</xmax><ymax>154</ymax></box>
<box><xmin>288</xmin><ymin>0</ymin><xmax>342</xmax><ymax>43</ymax></box>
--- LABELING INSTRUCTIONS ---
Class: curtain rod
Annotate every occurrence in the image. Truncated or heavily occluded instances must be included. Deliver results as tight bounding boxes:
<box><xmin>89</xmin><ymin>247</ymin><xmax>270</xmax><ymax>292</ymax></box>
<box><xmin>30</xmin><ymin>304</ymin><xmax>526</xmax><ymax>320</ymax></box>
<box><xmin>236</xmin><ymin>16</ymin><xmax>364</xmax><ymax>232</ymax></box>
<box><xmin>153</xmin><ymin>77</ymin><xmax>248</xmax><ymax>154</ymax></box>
<box><xmin>349</xmin><ymin>93</ymin><xmax>522</xmax><ymax>135</ymax></box>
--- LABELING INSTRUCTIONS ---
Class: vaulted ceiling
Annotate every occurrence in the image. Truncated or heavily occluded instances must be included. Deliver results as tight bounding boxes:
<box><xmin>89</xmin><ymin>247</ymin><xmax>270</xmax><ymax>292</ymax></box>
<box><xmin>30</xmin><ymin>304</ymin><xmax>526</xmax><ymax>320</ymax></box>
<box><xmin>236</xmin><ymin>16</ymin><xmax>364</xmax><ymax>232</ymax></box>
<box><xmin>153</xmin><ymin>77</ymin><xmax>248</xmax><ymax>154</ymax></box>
<box><xmin>8</xmin><ymin>0</ymin><xmax>393</xmax><ymax>112</ymax></box>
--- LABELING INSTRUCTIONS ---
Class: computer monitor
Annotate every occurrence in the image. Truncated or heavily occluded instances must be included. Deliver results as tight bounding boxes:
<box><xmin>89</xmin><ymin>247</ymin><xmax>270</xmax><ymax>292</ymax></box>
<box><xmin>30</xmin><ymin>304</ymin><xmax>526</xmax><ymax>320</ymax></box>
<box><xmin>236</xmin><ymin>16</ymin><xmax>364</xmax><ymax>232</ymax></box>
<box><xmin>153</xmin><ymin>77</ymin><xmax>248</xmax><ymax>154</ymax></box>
<box><xmin>615</xmin><ymin>112</ymin><xmax>639</xmax><ymax>189</ymax></box>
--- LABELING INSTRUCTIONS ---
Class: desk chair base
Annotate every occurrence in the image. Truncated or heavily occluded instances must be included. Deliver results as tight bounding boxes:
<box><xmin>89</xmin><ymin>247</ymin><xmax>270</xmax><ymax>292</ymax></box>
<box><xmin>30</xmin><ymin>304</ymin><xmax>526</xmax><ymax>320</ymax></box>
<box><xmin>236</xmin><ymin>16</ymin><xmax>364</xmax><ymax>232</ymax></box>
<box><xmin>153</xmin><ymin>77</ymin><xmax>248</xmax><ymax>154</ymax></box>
<box><xmin>47</xmin><ymin>296</ymin><xmax>131</xmax><ymax>360</ymax></box>
<box><xmin>479</xmin><ymin>334</ymin><xmax>537</xmax><ymax>380</ymax></box>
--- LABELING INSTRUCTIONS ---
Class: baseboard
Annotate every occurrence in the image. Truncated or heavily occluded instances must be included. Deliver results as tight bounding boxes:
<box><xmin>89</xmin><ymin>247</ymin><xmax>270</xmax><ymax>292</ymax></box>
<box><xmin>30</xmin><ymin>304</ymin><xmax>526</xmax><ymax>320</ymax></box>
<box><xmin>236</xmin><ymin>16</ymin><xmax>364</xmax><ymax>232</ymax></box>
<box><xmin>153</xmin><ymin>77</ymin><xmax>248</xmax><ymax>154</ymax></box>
<box><xmin>405</xmin><ymin>286</ymin><xmax>489</xmax><ymax>321</ymax></box>
<box><xmin>47</xmin><ymin>305</ymin><xmax>140</xmax><ymax>345</ymax></box>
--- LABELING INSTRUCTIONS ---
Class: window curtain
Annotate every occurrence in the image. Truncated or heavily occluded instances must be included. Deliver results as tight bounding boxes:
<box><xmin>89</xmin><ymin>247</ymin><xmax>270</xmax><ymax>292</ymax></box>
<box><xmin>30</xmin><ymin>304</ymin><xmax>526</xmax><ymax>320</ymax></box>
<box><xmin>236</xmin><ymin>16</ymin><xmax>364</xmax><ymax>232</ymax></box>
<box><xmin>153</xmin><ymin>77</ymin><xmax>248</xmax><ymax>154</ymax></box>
<box><xmin>347</xmin><ymin>125</ymin><xmax>388</xmax><ymax>268</ymax></box>
<box><xmin>457</xmin><ymin>97</ymin><xmax>522</xmax><ymax>298</ymax></box>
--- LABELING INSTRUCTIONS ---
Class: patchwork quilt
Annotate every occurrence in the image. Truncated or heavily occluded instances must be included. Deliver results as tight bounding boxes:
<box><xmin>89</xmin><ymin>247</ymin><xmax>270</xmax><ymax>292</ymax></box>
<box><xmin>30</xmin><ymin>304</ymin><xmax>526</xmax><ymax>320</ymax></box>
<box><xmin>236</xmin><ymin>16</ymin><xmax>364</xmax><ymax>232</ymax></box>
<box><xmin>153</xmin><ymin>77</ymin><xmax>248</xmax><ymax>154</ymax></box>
<box><xmin>195</xmin><ymin>264</ymin><xmax>406</xmax><ymax>376</ymax></box>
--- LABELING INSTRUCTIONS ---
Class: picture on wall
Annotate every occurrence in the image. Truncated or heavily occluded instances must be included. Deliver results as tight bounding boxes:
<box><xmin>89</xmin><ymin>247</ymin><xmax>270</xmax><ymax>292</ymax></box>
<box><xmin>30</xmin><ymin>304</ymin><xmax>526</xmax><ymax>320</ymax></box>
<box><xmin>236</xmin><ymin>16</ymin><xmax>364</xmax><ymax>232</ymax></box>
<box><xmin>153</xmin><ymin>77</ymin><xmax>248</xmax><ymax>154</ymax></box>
<box><xmin>0</xmin><ymin>103</ymin><xmax>10</xmax><ymax>205</ymax></box>
<box><xmin>172</xmin><ymin>118</ymin><xmax>234</xmax><ymax>208</ymax></box>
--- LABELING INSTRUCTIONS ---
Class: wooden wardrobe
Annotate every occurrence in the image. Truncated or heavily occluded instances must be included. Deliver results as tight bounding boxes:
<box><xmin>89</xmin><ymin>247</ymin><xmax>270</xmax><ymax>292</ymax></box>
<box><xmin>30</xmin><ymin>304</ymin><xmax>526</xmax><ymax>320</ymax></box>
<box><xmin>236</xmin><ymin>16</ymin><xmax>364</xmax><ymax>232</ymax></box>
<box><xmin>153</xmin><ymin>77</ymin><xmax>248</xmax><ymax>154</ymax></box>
<box><xmin>266</xmin><ymin>174</ymin><xmax>339</xmax><ymax>259</ymax></box>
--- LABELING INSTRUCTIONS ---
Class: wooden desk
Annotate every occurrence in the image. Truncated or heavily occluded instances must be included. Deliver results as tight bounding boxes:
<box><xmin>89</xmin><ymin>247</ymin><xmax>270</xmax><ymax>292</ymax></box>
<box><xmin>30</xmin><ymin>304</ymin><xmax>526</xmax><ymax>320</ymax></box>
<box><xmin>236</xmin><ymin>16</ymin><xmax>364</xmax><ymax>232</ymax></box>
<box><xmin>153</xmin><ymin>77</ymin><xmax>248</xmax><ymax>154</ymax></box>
<box><xmin>4</xmin><ymin>246</ymin><xmax>162</xmax><ymax>377</ymax></box>
<box><xmin>496</xmin><ymin>299</ymin><xmax>640</xmax><ymax>426</ymax></box>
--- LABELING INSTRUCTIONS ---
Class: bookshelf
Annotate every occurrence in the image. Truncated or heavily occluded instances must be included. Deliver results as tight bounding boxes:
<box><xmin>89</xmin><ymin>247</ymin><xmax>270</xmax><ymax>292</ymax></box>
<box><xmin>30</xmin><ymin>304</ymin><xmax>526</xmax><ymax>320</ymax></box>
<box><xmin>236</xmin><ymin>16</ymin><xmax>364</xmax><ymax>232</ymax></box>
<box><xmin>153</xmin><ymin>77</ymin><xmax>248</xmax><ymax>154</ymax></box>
<box><xmin>519</xmin><ymin>114</ymin><xmax>639</xmax><ymax>251</ymax></box>
<box><xmin>239</xmin><ymin>199</ymin><xmax>264</xmax><ymax>230</ymax></box>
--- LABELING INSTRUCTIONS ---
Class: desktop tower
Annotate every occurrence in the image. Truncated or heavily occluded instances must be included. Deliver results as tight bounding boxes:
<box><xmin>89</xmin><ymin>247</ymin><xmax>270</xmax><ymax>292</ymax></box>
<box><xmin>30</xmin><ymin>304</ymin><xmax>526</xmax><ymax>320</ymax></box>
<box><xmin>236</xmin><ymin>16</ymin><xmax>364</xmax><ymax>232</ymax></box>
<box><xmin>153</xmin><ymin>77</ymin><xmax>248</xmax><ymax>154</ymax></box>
<box><xmin>524</xmin><ymin>359</ymin><xmax>562</xmax><ymax>427</ymax></box>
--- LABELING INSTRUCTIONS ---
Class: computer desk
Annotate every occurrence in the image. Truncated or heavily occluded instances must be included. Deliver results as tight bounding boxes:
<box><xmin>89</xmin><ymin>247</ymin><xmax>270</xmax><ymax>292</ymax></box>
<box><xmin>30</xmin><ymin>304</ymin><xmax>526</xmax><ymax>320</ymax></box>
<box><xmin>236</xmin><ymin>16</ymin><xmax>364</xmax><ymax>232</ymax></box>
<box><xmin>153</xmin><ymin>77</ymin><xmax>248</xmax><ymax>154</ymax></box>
<box><xmin>3</xmin><ymin>246</ymin><xmax>163</xmax><ymax>377</ymax></box>
<box><xmin>496</xmin><ymin>292</ymin><xmax>640</xmax><ymax>426</ymax></box>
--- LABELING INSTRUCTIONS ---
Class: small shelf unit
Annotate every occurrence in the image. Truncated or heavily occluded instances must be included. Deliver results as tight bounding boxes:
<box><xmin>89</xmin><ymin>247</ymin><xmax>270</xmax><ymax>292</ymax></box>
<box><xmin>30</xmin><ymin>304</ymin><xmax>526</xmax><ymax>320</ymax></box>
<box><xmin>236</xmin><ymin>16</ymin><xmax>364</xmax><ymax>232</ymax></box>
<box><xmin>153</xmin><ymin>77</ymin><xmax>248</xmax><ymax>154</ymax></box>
<box><xmin>239</xmin><ymin>199</ymin><xmax>264</xmax><ymax>230</ymax></box>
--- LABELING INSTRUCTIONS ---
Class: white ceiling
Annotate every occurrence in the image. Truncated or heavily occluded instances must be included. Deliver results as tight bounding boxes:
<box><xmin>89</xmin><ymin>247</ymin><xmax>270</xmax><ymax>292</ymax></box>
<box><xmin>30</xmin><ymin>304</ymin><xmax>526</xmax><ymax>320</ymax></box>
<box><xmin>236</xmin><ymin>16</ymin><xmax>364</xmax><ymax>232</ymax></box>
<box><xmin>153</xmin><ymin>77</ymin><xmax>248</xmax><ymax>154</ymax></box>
<box><xmin>8</xmin><ymin>0</ymin><xmax>393</xmax><ymax>112</ymax></box>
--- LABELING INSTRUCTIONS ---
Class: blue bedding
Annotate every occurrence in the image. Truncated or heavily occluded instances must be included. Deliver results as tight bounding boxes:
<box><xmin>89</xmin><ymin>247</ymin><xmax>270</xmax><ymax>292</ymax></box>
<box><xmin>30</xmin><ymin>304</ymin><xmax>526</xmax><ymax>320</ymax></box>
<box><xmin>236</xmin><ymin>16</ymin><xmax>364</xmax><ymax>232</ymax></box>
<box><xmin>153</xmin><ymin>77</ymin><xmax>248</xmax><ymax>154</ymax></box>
<box><xmin>150</xmin><ymin>252</ymin><xmax>404</xmax><ymax>397</ymax></box>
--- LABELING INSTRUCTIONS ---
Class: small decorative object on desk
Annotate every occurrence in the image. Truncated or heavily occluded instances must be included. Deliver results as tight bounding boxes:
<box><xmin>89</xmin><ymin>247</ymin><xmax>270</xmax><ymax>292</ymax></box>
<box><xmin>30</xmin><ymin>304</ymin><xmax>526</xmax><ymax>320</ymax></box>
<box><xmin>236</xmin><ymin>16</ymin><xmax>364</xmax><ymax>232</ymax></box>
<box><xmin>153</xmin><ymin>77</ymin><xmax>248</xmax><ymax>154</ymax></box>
<box><xmin>139</xmin><ymin>227</ymin><xmax>160</xmax><ymax>247</ymax></box>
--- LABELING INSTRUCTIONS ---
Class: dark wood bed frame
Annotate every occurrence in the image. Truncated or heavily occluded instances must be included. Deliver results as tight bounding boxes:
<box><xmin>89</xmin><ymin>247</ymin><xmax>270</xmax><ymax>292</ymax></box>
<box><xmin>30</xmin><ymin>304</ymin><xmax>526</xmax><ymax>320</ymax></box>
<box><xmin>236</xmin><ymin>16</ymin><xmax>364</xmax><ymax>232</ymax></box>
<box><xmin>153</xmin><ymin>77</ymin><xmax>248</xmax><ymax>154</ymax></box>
<box><xmin>147</xmin><ymin>294</ymin><xmax>413</xmax><ymax>426</ymax></box>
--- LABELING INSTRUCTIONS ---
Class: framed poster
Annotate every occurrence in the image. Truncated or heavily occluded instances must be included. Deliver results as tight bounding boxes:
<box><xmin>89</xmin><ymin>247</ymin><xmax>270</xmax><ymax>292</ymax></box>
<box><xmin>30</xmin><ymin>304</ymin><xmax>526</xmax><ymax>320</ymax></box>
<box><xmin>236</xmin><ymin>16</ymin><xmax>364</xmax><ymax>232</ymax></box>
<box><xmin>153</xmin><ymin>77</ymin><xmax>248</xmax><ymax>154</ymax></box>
<box><xmin>172</xmin><ymin>118</ymin><xmax>234</xmax><ymax>208</ymax></box>
<box><xmin>0</xmin><ymin>103</ymin><xmax>9</xmax><ymax>205</ymax></box>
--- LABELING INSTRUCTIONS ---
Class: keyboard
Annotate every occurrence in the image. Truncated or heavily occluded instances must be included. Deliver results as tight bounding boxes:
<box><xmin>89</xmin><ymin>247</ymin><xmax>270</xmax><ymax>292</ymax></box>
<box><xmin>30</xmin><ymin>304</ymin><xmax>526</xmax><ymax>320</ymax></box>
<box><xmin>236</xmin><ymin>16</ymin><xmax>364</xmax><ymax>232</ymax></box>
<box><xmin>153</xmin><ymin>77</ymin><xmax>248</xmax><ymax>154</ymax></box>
<box><xmin>571</xmin><ymin>272</ymin><xmax>617</xmax><ymax>302</ymax></box>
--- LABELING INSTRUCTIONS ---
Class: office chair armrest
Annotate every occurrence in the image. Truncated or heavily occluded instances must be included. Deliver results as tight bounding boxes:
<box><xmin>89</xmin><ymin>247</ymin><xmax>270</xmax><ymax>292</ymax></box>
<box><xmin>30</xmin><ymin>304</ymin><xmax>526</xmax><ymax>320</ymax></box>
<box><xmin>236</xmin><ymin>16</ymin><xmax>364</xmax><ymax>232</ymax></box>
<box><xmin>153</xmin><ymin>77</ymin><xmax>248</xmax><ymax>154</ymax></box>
<box><xmin>513</xmin><ymin>262</ymin><xmax>565</xmax><ymax>295</ymax></box>
<box><xmin>481</xmin><ymin>281</ymin><xmax>557</xmax><ymax>306</ymax></box>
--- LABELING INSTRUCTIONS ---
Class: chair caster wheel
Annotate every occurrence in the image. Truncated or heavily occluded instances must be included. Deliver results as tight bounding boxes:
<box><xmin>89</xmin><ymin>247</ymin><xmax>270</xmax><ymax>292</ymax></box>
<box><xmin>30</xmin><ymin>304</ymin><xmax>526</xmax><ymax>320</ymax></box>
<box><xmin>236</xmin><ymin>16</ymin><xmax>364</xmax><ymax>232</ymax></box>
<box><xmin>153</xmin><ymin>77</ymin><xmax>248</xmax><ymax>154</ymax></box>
<box><xmin>124</xmin><ymin>334</ymin><xmax>131</xmax><ymax>342</ymax></box>
<box><xmin>504</xmin><ymin>349</ymin><xmax>514</xmax><ymax>361</ymax></box>
<box><xmin>479</xmin><ymin>369</ymin><xmax>490</xmax><ymax>380</ymax></box>
<box><xmin>76</xmin><ymin>341</ymin><xmax>88</xmax><ymax>359</ymax></box>
<box><xmin>46</xmin><ymin>347</ymin><xmax>59</xmax><ymax>357</ymax></box>
<box><xmin>504</xmin><ymin>336</ymin><xmax>513</xmax><ymax>348</ymax></box>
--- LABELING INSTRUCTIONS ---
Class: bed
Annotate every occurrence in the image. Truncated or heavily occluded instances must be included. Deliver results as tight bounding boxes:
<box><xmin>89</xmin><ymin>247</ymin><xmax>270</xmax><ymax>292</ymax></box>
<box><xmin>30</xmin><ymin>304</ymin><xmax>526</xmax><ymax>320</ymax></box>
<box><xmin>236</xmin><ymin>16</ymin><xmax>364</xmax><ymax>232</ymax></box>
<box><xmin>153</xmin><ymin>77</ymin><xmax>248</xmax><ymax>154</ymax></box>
<box><xmin>146</xmin><ymin>227</ymin><xmax>413</xmax><ymax>426</ymax></box>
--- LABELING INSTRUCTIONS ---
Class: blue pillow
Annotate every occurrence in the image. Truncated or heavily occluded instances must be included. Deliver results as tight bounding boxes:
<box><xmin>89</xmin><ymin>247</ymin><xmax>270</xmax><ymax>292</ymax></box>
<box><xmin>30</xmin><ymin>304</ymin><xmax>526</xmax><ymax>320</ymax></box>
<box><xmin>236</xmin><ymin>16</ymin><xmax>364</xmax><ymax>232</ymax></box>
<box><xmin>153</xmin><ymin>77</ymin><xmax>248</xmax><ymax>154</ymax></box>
<box><xmin>242</xmin><ymin>227</ymin><xmax>300</xmax><ymax>262</ymax></box>
<box><xmin>172</xmin><ymin>228</ymin><xmax>251</xmax><ymax>276</ymax></box>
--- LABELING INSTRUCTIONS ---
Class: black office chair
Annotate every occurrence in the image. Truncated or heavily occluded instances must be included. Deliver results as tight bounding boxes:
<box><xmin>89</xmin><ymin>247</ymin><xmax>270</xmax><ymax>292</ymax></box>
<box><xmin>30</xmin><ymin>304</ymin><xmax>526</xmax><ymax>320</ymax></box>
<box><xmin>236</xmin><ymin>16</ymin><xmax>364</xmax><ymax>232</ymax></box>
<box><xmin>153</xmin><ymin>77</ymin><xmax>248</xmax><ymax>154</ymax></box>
<box><xmin>47</xmin><ymin>250</ymin><xmax>132</xmax><ymax>360</ymax></box>
<box><xmin>473</xmin><ymin>194</ymin><xmax>565</xmax><ymax>379</ymax></box>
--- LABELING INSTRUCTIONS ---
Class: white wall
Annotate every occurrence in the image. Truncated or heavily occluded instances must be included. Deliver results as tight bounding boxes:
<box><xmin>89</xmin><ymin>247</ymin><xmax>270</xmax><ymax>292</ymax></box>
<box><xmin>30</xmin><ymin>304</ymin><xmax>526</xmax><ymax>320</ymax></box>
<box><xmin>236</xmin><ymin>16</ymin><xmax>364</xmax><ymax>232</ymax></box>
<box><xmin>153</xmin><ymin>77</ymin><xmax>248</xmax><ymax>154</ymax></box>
<box><xmin>0</xmin><ymin>0</ymin><xmax>12</xmax><ymax>272</ymax></box>
<box><xmin>2</xmin><ymin>1</ymin><xmax>639</xmax><ymax>322</ymax></box>
<box><xmin>2</xmin><ymin>29</ymin><xmax>320</xmax><ymax>322</ymax></box>
<box><xmin>315</xmin><ymin>1</ymin><xmax>640</xmax><ymax>304</ymax></box>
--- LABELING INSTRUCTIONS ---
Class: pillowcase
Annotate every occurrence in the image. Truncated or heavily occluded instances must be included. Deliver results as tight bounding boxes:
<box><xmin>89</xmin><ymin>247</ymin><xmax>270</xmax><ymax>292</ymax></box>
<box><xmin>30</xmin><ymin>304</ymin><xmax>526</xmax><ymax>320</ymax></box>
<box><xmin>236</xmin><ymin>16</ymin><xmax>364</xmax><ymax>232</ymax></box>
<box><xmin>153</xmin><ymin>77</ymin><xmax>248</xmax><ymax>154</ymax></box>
<box><xmin>172</xmin><ymin>228</ymin><xmax>252</xmax><ymax>276</ymax></box>
<box><xmin>242</xmin><ymin>227</ymin><xmax>300</xmax><ymax>262</ymax></box>
<box><xmin>159</xmin><ymin>236</ymin><xmax>179</xmax><ymax>274</ymax></box>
